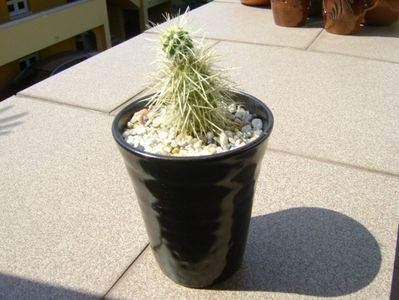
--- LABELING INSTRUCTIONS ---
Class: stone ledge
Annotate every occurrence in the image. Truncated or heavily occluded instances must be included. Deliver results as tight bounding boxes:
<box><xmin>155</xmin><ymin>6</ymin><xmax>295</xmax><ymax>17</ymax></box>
<box><xmin>213</xmin><ymin>41</ymin><xmax>399</xmax><ymax>175</ymax></box>
<box><xmin>18</xmin><ymin>35</ymin><xmax>219</xmax><ymax>113</ymax></box>
<box><xmin>18</xmin><ymin>33</ymin><xmax>158</xmax><ymax>113</ymax></box>
<box><xmin>149</xmin><ymin>2</ymin><xmax>323</xmax><ymax>49</ymax></box>
<box><xmin>0</xmin><ymin>96</ymin><xmax>148</xmax><ymax>298</ymax></box>
<box><xmin>309</xmin><ymin>23</ymin><xmax>399</xmax><ymax>63</ymax></box>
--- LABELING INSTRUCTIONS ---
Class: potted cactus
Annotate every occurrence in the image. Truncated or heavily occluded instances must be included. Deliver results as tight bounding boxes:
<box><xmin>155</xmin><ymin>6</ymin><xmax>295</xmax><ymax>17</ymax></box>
<box><xmin>112</xmin><ymin>17</ymin><xmax>273</xmax><ymax>288</ymax></box>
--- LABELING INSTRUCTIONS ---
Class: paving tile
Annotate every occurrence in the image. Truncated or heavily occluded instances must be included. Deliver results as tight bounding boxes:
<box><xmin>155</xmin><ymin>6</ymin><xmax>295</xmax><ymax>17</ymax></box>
<box><xmin>0</xmin><ymin>97</ymin><xmax>148</xmax><ymax>298</ymax></box>
<box><xmin>309</xmin><ymin>23</ymin><xmax>399</xmax><ymax>63</ymax></box>
<box><xmin>149</xmin><ymin>2</ymin><xmax>323</xmax><ymax>49</ymax></box>
<box><xmin>213</xmin><ymin>41</ymin><xmax>399</xmax><ymax>175</ymax></box>
<box><xmin>18</xmin><ymin>34</ymin><xmax>158</xmax><ymax>113</ymax></box>
<box><xmin>18</xmin><ymin>35</ymin><xmax>219</xmax><ymax>113</ymax></box>
<box><xmin>109</xmin><ymin>88</ymin><xmax>153</xmax><ymax>116</ymax></box>
<box><xmin>106</xmin><ymin>151</ymin><xmax>399</xmax><ymax>299</ymax></box>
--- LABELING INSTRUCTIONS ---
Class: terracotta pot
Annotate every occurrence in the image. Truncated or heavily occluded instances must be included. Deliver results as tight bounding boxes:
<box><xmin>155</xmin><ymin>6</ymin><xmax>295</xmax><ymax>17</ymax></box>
<box><xmin>112</xmin><ymin>91</ymin><xmax>274</xmax><ymax>288</ymax></box>
<box><xmin>271</xmin><ymin>0</ymin><xmax>311</xmax><ymax>27</ymax></box>
<box><xmin>241</xmin><ymin>0</ymin><xmax>271</xmax><ymax>6</ymax></box>
<box><xmin>322</xmin><ymin>0</ymin><xmax>377</xmax><ymax>35</ymax></box>
<box><xmin>364</xmin><ymin>0</ymin><xmax>399</xmax><ymax>26</ymax></box>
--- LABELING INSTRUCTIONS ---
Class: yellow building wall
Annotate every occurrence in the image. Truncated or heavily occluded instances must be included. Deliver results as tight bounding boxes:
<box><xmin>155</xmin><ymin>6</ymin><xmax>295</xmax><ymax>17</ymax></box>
<box><xmin>107</xmin><ymin>4</ymin><xmax>126</xmax><ymax>40</ymax></box>
<box><xmin>92</xmin><ymin>26</ymin><xmax>107</xmax><ymax>51</ymax></box>
<box><xmin>39</xmin><ymin>38</ymin><xmax>76</xmax><ymax>58</ymax></box>
<box><xmin>0</xmin><ymin>1</ymin><xmax>10</xmax><ymax>24</ymax></box>
<box><xmin>0</xmin><ymin>0</ymin><xmax>111</xmax><ymax>66</ymax></box>
<box><xmin>28</xmin><ymin>0</ymin><xmax>67</xmax><ymax>13</ymax></box>
<box><xmin>0</xmin><ymin>38</ymin><xmax>75</xmax><ymax>91</ymax></box>
<box><xmin>0</xmin><ymin>0</ymin><xmax>67</xmax><ymax>23</ymax></box>
<box><xmin>0</xmin><ymin>0</ymin><xmax>111</xmax><ymax>93</ymax></box>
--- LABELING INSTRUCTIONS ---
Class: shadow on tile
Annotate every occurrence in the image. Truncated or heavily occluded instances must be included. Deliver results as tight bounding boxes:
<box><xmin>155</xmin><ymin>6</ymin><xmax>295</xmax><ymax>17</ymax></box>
<box><xmin>213</xmin><ymin>207</ymin><xmax>381</xmax><ymax>297</ymax></box>
<box><xmin>301</xmin><ymin>18</ymin><xmax>324</xmax><ymax>29</ymax></box>
<box><xmin>0</xmin><ymin>273</ymin><xmax>100</xmax><ymax>299</ymax></box>
<box><xmin>390</xmin><ymin>226</ymin><xmax>399</xmax><ymax>300</ymax></box>
<box><xmin>0</xmin><ymin>106</ymin><xmax>27</xmax><ymax>137</ymax></box>
<box><xmin>355</xmin><ymin>23</ymin><xmax>399</xmax><ymax>38</ymax></box>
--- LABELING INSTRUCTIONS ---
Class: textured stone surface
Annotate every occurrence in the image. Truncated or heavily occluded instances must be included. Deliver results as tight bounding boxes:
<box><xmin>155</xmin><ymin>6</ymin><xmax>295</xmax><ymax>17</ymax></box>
<box><xmin>309</xmin><ymin>23</ymin><xmax>399</xmax><ymax>63</ymax></box>
<box><xmin>109</xmin><ymin>88</ymin><xmax>152</xmax><ymax>116</ymax></box>
<box><xmin>106</xmin><ymin>151</ymin><xmax>399</xmax><ymax>299</ymax></box>
<box><xmin>0</xmin><ymin>97</ymin><xmax>148</xmax><ymax>298</ymax></box>
<box><xmin>213</xmin><ymin>41</ymin><xmax>399</xmax><ymax>175</ymax></box>
<box><xmin>18</xmin><ymin>34</ymin><xmax>158</xmax><ymax>113</ymax></box>
<box><xmin>18</xmin><ymin>34</ymin><xmax>219</xmax><ymax>113</ymax></box>
<box><xmin>149</xmin><ymin>2</ymin><xmax>323</xmax><ymax>49</ymax></box>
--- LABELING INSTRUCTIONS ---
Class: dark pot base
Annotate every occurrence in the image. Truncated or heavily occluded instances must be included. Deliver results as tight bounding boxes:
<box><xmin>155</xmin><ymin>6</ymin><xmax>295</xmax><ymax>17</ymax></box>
<box><xmin>155</xmin><ymin>247</ymin><xmax>243</xmax><ymax>288</ymax></box>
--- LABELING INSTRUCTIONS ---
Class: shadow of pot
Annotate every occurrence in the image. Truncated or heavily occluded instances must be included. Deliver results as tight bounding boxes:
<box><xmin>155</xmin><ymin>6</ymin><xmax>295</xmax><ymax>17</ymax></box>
<box><xmin>112</xmin><ymin>90</ymin><xmax>274</xmax><ymax>288</ymax></box>
<box><xmin>213</xmin><ymin>207</ymin><xmax>382</xmax><ymax>297</ymax></box>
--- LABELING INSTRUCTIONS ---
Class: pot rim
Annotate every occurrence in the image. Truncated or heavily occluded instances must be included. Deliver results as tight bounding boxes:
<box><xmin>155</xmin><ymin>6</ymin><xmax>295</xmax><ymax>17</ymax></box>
<box><xmin>112</xmin><ymin>89</ymin><xmax>274</xmax><ymax>162</ymax></box>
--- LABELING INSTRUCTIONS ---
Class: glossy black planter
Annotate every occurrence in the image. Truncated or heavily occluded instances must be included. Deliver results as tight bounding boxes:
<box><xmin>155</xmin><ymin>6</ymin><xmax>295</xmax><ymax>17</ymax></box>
<box><xmin>112</xmin><ymin>91</ymin><xmax>273</xmax><ymax>288</ymax></box>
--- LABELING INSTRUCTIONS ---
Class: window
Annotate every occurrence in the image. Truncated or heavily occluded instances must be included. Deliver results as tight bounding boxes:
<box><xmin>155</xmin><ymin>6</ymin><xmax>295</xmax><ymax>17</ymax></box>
<box><xmin>6</xmin><ymin>0</ymin><xmax>29</xmax><ymax>17</ymax></box>
<box><xmin>19</xmin><ymin>53</ymin><xmax>39</xmax><ymax>71</ymax></box>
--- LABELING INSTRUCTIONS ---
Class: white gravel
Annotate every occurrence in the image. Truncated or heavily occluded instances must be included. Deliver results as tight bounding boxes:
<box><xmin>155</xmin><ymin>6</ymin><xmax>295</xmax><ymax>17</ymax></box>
<box><xmin>122</xmin><ymin>105</ymin><xmax>264</xmax><ymax>156</ymax></box>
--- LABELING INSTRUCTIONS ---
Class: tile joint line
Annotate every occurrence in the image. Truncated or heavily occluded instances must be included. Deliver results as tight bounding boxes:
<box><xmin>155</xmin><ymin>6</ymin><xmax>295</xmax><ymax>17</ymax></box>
<box><xmin>305</xmin><ymin>29</ymin><xmax>324</xmax><ymax>50</ymax></box>
<box><xmin>109</xmin><ymin>88</ymin><xmax>151</xmax><ymax>115</ymax></box>
<box><xmin>269</xmin><ymin>148</ymin><xmax>399</xmax><ymax>178</ymax></box>
<box><xmin>308</xmin><ymin>49</ymin><xmax>399</xmax><ymax>65</ymax></box>
<box><xmin>203</xmin><ymin>37</ymin><xmax>399</xmax><ymax>65</ymax></box>
<box><xmin>102</xmin><ymin>243</ymin><xmax>150</xmax><ymax>299</ymax></box>
<box><xmin>15</xmin><ymin>93</ymin><xmax>110</xmax><ymax>115</ymax></box>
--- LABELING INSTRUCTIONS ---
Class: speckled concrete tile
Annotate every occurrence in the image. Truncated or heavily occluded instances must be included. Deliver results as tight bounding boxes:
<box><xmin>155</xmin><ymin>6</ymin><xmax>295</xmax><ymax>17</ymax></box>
<box><xmin>309</xmin><ymin>23</ymin><xmax>399</xmax><ymax>63</ymax></box>
<box><xmin>109</xmin><ymin>88</ymin><xmax>153</xmax><ymax>116</ymax></box>
<box><xmin>17</xmin><ymin>34</ymin><xmax>157</xmax><ymax>113</ymax></box>
<box><xmin>18</xmin><ymin>35</ymin><xmax>219</xmax><ymax>113</ymax></box>
<box><xmin>106</xmin><ymin>151</ymin><xmax>399</xmax><ymax>299</ymax></box>
<box><xmin>0</xmin><ymin>97</ymin><xmax>148</xmax><ymax>298</ymax></box>
<box><xmin>213</xmin><ymin>41</ymin><xmax>399</xmax><ymax>175</ymax></box>
<box><xmin>149</xmin><ymin>2</ymin><xmax>323</xmax><ymax>49</ymax></box>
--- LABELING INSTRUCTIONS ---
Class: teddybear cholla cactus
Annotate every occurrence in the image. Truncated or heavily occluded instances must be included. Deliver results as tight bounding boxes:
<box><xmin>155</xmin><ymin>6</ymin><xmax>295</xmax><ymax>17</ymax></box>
<box><xmin>161</xmin><ymin>25</ymin><xmax>193</xmax><ymax>61</ymax></box>
<box><xmin>148</xmin><ymin>22</ymin><xmax>236</xmax><ymax>139</ymax></box>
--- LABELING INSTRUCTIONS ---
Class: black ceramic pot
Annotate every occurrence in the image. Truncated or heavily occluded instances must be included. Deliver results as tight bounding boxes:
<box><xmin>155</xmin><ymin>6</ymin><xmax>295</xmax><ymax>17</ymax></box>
<box><xmin>112</xmin><ymin>90</ymin><xmax>273</xmax><ymax>288</ymax></box>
